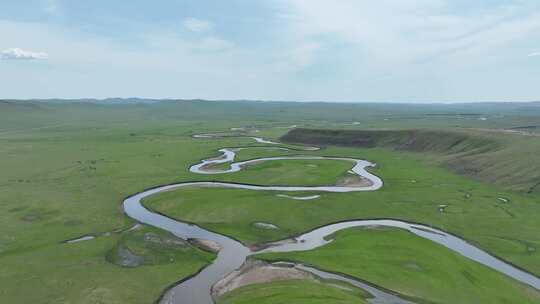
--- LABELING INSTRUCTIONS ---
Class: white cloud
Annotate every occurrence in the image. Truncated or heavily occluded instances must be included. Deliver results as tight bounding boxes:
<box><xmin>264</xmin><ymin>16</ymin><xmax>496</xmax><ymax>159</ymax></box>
<box><xmin>0</xmin><ymin>48</ymin><xmax>48</xmax><ymax>60</ymax></box>
<box><xmin>183</xmin><ymin>18</ymin><xmax>213</xmax><ymax>32</ymax></box>
<box><xmin>0</xmin><ymin>19</ymin><xmax>261</xmax><ymax>99</ymax></box>
<box><xmin>528</xmin><ymin>51</ymin><xmax>540</xmax><ymax>57</ymax></box>
<box><xmin>279</xmin><ymin>0</ymin><xmax>540</xmax><ymax>69</ymax></box>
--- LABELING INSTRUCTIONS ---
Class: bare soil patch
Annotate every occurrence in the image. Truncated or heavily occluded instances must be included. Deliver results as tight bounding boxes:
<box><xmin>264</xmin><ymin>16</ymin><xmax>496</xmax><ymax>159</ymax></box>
<box><xmin>212</xmin><ymin>260</ymin><xmax>313</xmax><ymax>298</ymax></box>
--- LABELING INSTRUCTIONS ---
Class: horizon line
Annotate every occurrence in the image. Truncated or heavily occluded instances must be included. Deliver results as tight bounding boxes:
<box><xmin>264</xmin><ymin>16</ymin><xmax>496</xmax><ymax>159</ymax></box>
<box><xmin>2</xmin><ymin>97</ymin><xmax>540</xmax><ymax>105</ymax></box>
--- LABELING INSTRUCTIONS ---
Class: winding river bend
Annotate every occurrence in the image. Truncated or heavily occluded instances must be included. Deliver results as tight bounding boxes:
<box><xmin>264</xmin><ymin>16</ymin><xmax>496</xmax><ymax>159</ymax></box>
<box><xmin>122</xmin><ymin>136</ymin><xmax>540</xmax><ymax>304</ymax></box>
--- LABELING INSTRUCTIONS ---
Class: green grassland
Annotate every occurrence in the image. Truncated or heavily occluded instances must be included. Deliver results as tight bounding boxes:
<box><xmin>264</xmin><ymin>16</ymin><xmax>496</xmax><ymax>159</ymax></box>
<box><xmin>282</xmin><ymin>128</ymin><xmax>540</xmax><ymax>193</ymax></box>
<box><xmin>257</xmin><ymin>227</ymin><xmax>540</xmax><ymax>304</ymax></box>
<box><xmin>0</xmin><ymin>105</ymin><xmax>245</xmax><ymax>302</ymax></box>
<box><xmin>144</xmin><ymin>146</ymin><xmax>540</xmax><ymax>275</ymax></box>
<box><xmin>1</xmin><ymin>100</ymin><xmax>540</xmax><ymax>303</ymax></box>
<box><xmin>216</xmin><ymin>159</ymin><xmax>354</xmax><ymax>186</ymax></box>
<box><xmin>0</xmin><ymin>225</ymin><xmax>213</xmax><ymax>303</ymax></box>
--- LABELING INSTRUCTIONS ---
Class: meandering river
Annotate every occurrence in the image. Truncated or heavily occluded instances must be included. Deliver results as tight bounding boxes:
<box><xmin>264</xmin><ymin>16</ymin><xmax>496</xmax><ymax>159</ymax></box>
<box><xmin>122</xmin><ymin>136</ymin><xmax>540</xmax><ymax>304</ymax></box>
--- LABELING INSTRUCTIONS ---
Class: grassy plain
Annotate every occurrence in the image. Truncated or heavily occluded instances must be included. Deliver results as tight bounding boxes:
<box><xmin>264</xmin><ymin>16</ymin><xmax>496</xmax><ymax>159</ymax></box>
<box><xmin>1</xmin><ymin>100</ymin><xmax>539</xmax><ymax>303</ymax></box>
<box><xmin>257</xmin><ymin>227</ymin><xmax>540</xmax><ymax>304</ymax></box>
<box><xmin>0</xmin><ymin>225</ymin><xmax>213</xmax><ymax>303</ymax></box>
<box><xmin>215</xmin><ymin>159</ymin><xmax>354</xmax><ymax>186</ymax></box>
<box><xmin>0</xmin><ymin>103</ymin><xmax>254</xmax><ymax>302</ymax></box>
<box><xmin>146</xmin><ymin>145</ymin><xmax>540</xmax><ymax>275</ymax></box>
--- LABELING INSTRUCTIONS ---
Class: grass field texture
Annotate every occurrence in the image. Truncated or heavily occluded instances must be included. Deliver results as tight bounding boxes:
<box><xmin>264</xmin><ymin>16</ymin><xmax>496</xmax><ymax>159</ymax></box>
<box><xmin>1</xmin><ymin>100</ymin><xmax>539</xmax><ymax>303</ymax></box>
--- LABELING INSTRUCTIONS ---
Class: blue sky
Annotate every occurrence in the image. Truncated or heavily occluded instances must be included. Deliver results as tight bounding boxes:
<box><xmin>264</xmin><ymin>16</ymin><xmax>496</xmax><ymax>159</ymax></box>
<box><xmin>1</xmin><ymin>0</ymin><xmax>539</xmax><ymax>102</ymax></box>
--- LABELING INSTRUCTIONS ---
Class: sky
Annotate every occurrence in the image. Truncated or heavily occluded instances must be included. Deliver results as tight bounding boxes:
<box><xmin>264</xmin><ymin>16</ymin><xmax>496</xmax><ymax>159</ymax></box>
<box><xmin>1</xmin><ymin>0</ymin><xmax>539</xmax><ymax>102</ymax></box>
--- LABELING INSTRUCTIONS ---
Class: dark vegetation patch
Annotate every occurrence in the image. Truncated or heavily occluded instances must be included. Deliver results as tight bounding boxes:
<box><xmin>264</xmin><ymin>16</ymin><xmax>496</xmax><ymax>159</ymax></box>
<box><xmin>461</xmin><ymin>270</ymin><xmax>478</xmax><ymax>284</ymax></box>
<box><xmin>509</xmin><ymin>125</ymin><xmax>539</xmax><ymax>130</ymax></box>
<box><xmin>21</xmin><ymin>214</ymin><xmax>41</xmax><ymax>222</ymax></box>
<box><xmin>112</xmin><ymin>246</ymin><xmax>145</xmax><ymax>267</ymax></box>
<box><xmin>20</xmin><ymin>208</ymin><xmax>60</xmax><ymax>222</ymax></box>
<box><xmin>8</xmin><ymin>206</ymin><xmax>27</xmax><ymax>213</ymax></box>
<box><xmin>528</xmin><ymin>181</ymin><xmax>540</xmax><ymax>194</ymax></box>
<box><xmin>106</xmin><ymin>226</ymin><xmax>211</xmax><ymax>268</ymax></box>
<box><xmin>63</xmin><ymin>219</ymin><xmax>84</xmax><ymax>226</ymax></box>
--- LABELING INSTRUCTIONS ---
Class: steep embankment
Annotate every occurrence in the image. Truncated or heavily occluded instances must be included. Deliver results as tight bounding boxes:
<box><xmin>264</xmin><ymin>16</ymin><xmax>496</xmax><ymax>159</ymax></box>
<box><xmin>282</xmin><ymin>128</ymin><xmax>540</xmax><ymax>194</ymax></box>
